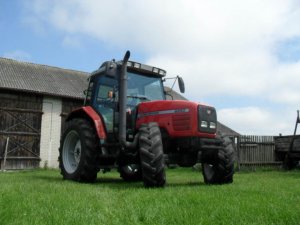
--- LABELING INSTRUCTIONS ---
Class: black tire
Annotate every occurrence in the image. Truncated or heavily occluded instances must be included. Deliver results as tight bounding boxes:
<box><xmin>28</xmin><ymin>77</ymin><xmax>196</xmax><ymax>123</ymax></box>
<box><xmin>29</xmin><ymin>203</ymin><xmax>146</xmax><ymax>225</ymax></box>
<box><xmin>275</xmin><ymin>151</ymin><xmax>286</xmax><ymax>162</ymax></box>
<box><xmin>202</xmin><ymin>136</ymin><xmax>234</xmax><ymax>184</ymax></box>
<box><xmin>139</xmin><ymin>122</ymin><xmax>166</xmax><ymax>187</ymax></box>
<box><xmin>59</xmin><ymin>118</ymin><xmax>99</xmax><ymax>182</ymax></box>
<box><xmin>119</xmin><ymin>164</ymin><xmax>142</xmax><ymax>182</ymax></box>
<box><xmin>283</xmin><ymin>155</ymin><xmax>298</xmax><ymax>170</ymax></box>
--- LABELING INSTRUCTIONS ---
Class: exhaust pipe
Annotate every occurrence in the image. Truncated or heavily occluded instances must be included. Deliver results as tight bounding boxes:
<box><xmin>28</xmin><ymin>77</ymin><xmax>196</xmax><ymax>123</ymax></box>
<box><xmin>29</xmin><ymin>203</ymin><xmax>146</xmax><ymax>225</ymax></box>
<box><xmin>118</xmin><ymin>51</ymin><xmax>139</xmax><ymax>149</ymax></box>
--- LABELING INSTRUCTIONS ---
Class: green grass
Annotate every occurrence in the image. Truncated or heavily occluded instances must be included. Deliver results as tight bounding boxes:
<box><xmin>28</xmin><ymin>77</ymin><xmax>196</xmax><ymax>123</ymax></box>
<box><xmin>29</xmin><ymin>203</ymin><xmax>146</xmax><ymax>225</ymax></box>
<box><xmin>0</xmin><ymin>168</ymin><xmax>299</xmax><ymax>225</ymax></box>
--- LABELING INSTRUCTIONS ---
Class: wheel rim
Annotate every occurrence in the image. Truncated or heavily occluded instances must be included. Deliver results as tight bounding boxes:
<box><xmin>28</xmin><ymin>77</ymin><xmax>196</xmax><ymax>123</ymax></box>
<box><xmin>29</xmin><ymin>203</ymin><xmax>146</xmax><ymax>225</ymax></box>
<box><xmin>62</xmin><ymin>130</ymin><xmax>81</xmax><ymax>174</ymax></box>
<box><xmin>122</xmin><ymin>164</ymin><xmax>139</xmax><ymax>174</ymax></box>
<box><xmin>203</xmin><ymin>163</ymin><xmax>215</xmax><ymax>181</ymax></box>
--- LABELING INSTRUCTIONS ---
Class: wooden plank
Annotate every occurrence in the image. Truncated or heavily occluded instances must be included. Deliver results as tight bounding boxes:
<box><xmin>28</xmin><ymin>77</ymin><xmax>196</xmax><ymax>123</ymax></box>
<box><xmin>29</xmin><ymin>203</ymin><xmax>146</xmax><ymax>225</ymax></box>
<box><xmin>240</xmin><ymin>162</ymin><xmax>282</xmax><ymax>165</ymax></box>
<box><xmin>0</xmin><ymin>157</ymin><xmax>40</xmax><ymax>160</ymax></box>
<box><xmin>0</xmin><ymin>131</ymin><xmax>40</xmax><ymax>136</ymax></box>
<box><xmin>0</xmin><ymin>159</ymin><xmax>40</xmax><ymax>170</ymax></box>
<box><xmin>60</xmin><ymin>98</ymin><xmax>83</xmax><ymax>133</ymax></box>
<box><xmin>0</xmin><ymin>107</ymin><xmax>43</xmax><ymax>114</ymax></box>
<box><xmin>237</xmin><ymin>137</ymin><xmax>240</xmax><ymax>170</ymax></box>
<box><xmin>1</xmin><ymin>137</ymin><xmax>9</xmax><ymax>170</ymax></box>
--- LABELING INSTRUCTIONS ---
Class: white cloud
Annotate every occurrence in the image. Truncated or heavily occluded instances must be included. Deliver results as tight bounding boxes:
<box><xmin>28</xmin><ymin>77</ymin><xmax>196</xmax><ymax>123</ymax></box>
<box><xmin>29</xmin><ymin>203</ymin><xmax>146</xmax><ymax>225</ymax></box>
<box><xmin>218</xmin><ymin>107</ymin><xmax>293</xmax><ymax>135</ymax></box>
<box><xmin>62</xmin><ymin>36</ymin><xmax>82</xmax><ymax>48</ymax></box>
<box><xmin>22</xmin><ymin>0</ymin><xmax>300</xmax><ymax>134</ymax></box>
<box><xmin>3</xmin><ymin>50</ymin><xmax>32</xmax><ymax>61</ymax></box>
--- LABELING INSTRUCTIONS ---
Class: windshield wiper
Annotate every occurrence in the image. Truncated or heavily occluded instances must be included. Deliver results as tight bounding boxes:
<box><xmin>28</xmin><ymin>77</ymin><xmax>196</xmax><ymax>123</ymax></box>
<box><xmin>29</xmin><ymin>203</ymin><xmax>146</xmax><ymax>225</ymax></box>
<box><xmin>127</xmin><ymin>95</ymin><xmax>151</xmax><ymax>101</ymax></box>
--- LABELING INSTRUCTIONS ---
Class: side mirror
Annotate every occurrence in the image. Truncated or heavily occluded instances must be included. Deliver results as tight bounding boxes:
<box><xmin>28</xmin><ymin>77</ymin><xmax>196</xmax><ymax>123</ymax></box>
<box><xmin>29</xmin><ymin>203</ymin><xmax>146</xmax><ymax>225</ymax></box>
<box><xmin>178</xmin><ymin>76</ymin><xmax>185</xmax><ymax>93</ymax></box>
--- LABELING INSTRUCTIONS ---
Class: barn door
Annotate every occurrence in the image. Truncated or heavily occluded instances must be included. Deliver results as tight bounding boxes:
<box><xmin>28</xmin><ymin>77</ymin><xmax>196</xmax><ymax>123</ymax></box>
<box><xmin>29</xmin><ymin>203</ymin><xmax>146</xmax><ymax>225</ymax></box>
<box><xmin>0</xmin><ymin>92</ymin><xmax>42</xmax><ymax>169</ymax></box>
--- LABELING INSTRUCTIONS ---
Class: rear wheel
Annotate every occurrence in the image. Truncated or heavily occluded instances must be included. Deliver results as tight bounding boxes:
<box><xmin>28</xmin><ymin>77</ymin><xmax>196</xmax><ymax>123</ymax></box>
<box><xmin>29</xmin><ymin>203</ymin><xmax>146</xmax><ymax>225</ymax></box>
<box><xmin>139</xmin><ymin>122</ymin><xmax>166</xmax><ymax>187</ymax></box>
<box><xmin>59</xmin><ymin>118</ymin><xmax>99</xmax><ymax>182</ymax></box>
<box><xmin>202</xmin><ymin>136</ymin><xmax>234</xmax><ymax>184</ymax></box>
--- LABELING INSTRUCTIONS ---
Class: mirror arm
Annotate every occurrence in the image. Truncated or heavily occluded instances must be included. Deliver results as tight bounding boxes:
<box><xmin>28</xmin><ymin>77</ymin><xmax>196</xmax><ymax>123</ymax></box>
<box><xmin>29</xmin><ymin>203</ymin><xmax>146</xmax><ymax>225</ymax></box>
<box><xmin>163</xmin><ymin>76</ymin><xmax>179</xmax><ymax>80</ymax></box>
<box><xmin>163</xmin><ymin>75</ymin><xmax>185</xmax><ymax>93</ymax></box>
<box><xmin>170</xmin><ymin>76</ymin><xmax>179</xmax><ymax>90</ymax></box>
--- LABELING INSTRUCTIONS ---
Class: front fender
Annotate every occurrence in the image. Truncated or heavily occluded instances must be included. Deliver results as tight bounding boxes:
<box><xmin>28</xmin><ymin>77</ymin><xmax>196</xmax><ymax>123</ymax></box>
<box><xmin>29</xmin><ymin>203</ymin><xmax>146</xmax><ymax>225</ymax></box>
<box><xmin>66</xmin><ymin>106</ymin><xmax>107</xmax><ymax>140</ymax></box>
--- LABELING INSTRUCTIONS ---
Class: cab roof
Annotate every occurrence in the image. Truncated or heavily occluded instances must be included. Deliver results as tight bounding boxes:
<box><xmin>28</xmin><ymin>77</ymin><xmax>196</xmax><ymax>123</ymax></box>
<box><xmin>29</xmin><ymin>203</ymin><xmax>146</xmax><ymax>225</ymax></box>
<box><xmin>90</xmin><ymin>60</ymin><xmax>166</xmax><ymax>79</ymax></box>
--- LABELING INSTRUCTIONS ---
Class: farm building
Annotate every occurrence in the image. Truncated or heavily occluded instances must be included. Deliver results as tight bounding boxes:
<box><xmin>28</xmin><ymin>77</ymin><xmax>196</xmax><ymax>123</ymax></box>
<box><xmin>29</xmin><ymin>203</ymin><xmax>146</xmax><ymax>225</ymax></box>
<box><xmin>0</xmin><ymin>57</ymin><xmax>239</xmax><ymax>170</ymax></box>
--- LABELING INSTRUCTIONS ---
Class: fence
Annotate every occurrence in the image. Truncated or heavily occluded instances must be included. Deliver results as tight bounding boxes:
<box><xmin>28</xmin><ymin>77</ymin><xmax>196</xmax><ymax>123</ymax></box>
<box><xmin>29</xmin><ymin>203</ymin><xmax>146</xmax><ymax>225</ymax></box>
<box><xmin>236</xmin><ymin>135</ymin><xmax>281</xmax><ymax>170</ymax></box>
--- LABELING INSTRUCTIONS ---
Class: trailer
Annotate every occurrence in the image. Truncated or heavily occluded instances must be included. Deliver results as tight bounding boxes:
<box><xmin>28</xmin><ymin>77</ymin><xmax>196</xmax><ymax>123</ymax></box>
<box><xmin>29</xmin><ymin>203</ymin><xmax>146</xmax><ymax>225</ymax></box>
<box><xmin>274</xmin><ymin>111</ymin><xmax>300</xmax><ymax>169</ymax></box>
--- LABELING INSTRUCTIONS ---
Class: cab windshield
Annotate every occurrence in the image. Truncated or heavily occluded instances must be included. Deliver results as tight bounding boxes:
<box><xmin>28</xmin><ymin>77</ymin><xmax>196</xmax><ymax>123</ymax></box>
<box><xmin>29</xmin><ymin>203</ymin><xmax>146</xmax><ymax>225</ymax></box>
<box><xmin>94</xmin><ymin>72</ymin><xmax>165</xmax><ymax>132</ymax></box>
<box><xmin>127</xmin><ymin>72</ymin><xmax>165</xmax><ymax>102</ymax></box>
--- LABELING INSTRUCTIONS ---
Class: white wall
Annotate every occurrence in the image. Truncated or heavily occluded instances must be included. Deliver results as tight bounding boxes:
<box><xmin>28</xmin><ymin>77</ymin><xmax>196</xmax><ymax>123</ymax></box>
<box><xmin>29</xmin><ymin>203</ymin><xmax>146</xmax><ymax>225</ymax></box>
<box><xmin>40</xmin><ymin>97</ymin><xmax>62</xmax><ymax>168</ymax></box>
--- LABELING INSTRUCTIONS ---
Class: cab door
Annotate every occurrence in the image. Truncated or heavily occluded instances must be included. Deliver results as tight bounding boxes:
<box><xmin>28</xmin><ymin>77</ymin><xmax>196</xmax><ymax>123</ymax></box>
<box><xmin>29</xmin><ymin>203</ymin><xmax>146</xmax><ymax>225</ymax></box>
<box><xmin>92</xmin><ymin>76</ymin><xmax>117</xmax><ymax>133</ymax></box>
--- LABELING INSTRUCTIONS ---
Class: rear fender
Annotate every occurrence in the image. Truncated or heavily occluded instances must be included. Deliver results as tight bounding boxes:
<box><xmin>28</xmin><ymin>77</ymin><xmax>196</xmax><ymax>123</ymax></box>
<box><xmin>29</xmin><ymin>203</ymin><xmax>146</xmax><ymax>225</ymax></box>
<box><xmin>66</xmin><ymin>106</ymin><xmax>107</xmax><ymax>141</ymax></box>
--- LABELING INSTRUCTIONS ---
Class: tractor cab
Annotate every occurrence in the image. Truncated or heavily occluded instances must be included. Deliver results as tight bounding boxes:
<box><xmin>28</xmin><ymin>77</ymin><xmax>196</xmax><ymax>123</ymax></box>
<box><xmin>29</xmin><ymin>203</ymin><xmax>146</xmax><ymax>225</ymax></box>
<box><xmin>85</xmin><ymin>60</ymin><xmax>169</xmax><ymax>135</ymax></box>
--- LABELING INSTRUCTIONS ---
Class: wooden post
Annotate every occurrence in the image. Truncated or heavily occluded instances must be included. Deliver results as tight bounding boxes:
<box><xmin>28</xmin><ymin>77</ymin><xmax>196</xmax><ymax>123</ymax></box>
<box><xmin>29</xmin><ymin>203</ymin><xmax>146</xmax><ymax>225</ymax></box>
<box><xmin>237</xmin><ymin>136</ymin><xmax>241</xmax><ymax>171</ymax></box>
<box><xmin>2</xmin><ymin>137</ymin><xmax>9</xmax><ymax>171</ymax></box>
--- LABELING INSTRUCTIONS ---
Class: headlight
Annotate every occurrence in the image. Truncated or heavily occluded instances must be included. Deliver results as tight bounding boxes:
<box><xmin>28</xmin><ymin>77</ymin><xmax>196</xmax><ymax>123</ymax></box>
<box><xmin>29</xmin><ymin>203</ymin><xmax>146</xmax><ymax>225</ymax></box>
<box><xmin>159</xmin><ymin>69</ymin><xmax>166</xmax><ymax>76</ymax></box>
<box><xmin>127</xmin><ymin>61</ymin><xmax>133</xmax><ymax>67</ymax></box>
<box><xmin>201</xmin><ymin>121</ymin><xmax>208</xmax><ymax>128</ymax></box>
<box><xmin>134</xmin><ymin>62</ymin><xmax>141</xmax><ymax>68</ymax></box>
<box><xmin>152</xmin><ymin>67</ymin><xmax>159</xmax><ymax>73</ymax></box>
<box><xmin>210</xmin><ymin>122</ymin><xmax>216</xmax><ymax>129</ymax></box>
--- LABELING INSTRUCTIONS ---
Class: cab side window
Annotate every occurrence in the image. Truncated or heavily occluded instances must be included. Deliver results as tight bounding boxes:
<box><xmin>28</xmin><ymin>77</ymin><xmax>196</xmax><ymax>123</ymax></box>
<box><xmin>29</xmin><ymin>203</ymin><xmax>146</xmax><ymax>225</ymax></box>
<box><xmin>97</xmin><ymin>85</ymin><xmax>113</xmax><ymax>100</ymax></box>
<box><xmin>85</xmin><ymin>81</ymin><xmax>94</xmax><ymax>104</ymax></box>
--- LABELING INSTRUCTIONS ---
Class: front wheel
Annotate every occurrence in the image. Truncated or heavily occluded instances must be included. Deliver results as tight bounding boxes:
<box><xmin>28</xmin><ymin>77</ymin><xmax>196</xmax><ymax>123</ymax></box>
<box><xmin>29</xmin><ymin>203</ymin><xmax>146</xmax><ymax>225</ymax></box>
<box><xmin>202</xmin><ymin>136</ymin><xmax>235</xmax><ymax>184</ymax></box>
<box><xmin>139</xmin><ymin>122</ymin><xmax>166</xmax><ymax>187</ymax></box>
<box><xmin>59</xmin><ymin>118</ymin><xmax>99</xmax><ymax>182</ymax></box>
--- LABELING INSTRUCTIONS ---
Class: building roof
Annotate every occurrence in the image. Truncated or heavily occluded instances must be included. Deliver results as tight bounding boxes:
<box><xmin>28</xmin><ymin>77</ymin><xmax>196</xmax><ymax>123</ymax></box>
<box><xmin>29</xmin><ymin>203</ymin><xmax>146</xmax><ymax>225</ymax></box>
<box><xmin>165</xmin><ymin>86</ymin><xmax>188</xmax><ymax>100</ymax></box>
<box><xmin>217</xmin><ymin>121</ymin><xmax>240</xmax><ymax>137</ymax></box>
<box><xmin>0</xmin><ymin>57</ymin><xmax>88</xmax><ymax>100</ymax></box>
<box><xmin>0</xmin><ymin>57</ymin><xmax>239</xmax><ymax>136</ymax></box>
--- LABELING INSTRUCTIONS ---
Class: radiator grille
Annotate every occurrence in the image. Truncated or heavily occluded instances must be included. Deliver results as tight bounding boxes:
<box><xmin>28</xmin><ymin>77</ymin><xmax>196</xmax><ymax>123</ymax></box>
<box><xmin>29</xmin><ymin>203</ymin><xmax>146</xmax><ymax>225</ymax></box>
<box><xmin>172</xmin><ymin>114</ymin><xmax>191</xmax><ymax>131</ymax></box>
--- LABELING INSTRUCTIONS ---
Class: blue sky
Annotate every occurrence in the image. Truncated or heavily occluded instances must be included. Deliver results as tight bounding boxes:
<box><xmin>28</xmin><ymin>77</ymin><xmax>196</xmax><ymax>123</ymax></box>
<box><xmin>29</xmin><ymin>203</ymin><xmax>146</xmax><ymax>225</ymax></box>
<box><xmin>0</xmin><ymin>0</ymin><xmax>133</xmax><ymax>72</ymax></box>
<box><xmin>1</xmin><ymin>0</ymin><xmax>300</xmax><ymax>135</ymax></box>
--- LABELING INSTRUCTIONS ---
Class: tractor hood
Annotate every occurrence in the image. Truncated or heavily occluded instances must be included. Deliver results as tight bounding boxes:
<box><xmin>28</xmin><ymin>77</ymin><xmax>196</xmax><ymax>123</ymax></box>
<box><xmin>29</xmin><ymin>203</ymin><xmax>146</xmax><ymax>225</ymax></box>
<box><xmin>137</xmin><ymin>100</ymin><xmax>198</xmax><ymax>118</ymax></box>
<box><xmin>136</xmin><ymin>100</ymin><xmax>217</xmax><ymax>138</ymax></box>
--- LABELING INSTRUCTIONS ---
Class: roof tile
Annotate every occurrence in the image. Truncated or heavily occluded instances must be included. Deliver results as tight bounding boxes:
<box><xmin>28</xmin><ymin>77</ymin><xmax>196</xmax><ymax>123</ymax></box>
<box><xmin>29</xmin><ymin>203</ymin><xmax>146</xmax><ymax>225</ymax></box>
<box><xmin>0</xmin><ymin>57</ymin><xmax>88</xmax><ymax>99</ymax></box>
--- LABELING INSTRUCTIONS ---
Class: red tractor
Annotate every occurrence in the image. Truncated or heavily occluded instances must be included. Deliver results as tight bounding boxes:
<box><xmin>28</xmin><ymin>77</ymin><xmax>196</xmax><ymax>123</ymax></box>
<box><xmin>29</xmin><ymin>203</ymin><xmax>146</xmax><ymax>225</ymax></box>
<box><xmin>59</xmin><ymin>51</ymin><xmax>234</xmax><ymax>187</ymax></box>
